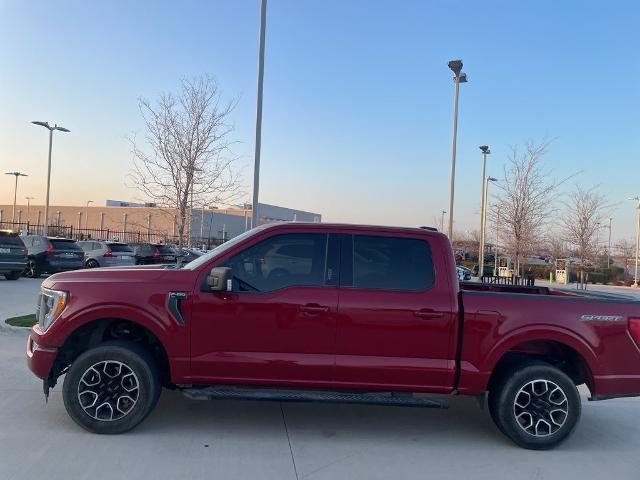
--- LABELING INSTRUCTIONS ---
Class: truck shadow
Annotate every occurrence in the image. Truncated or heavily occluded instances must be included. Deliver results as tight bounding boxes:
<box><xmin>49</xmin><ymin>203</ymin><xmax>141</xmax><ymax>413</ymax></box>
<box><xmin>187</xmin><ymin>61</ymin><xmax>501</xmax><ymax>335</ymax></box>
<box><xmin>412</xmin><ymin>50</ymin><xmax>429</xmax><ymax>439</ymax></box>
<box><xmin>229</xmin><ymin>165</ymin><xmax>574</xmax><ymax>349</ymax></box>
<box><xmin>132</xmin><ymin>390</ymin><xmax>636</xmax><ymax>452</ymax></box>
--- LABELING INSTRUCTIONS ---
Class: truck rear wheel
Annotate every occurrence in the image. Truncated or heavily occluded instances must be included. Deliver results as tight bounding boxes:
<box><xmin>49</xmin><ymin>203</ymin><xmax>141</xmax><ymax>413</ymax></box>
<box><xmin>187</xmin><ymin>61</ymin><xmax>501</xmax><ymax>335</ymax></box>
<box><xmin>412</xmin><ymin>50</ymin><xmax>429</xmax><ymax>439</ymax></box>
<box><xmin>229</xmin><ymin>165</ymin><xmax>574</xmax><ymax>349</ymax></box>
<box><xmin>62</xmin><ymin>341</ymin><xmax>161</xmax><ymax>434</ymax></box>
<box><xmin>489</xmin><ymin>362</ymin><xmax>581</xmax><ymax>449</ymax></box>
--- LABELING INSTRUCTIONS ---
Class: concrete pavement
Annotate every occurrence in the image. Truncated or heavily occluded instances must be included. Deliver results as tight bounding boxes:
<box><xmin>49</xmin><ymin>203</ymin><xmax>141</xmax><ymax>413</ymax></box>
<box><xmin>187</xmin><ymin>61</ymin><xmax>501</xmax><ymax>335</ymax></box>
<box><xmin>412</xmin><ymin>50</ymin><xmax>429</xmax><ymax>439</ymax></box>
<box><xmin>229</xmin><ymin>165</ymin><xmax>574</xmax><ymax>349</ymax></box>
<box><xmin>1</xmin><ymin>325</ymin><xmax>640</xmax><ymax>480</ymax></box>
<box><xmin>2</xmin><ymin>277</ymin><xmax>640</xmax><ymax>479</ymax></box>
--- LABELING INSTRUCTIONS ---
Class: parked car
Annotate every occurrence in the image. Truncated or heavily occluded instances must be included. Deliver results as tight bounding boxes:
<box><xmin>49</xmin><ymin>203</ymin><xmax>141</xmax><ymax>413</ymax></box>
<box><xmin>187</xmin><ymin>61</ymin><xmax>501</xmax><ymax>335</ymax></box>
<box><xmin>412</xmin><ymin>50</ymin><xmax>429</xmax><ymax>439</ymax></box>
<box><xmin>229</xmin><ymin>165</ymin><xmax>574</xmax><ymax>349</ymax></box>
<box><xmin>77</xmin><ymin>241</ymin><xmax>136</xmax><ymax>268</ymax></box>
<box><xmin>456</xmin><ymin>265</ymin><xmax>472</xmax><ymax>281</ymax></box>
<box><xmin>22</xmin><ymin>235</ymin><xmax>84</xmax><ymax>278</ymax></box>
<box><xmin>0</xmin><ymin>230</ymin><xmax>27</xmax><ymax>280</ymax></box>
<box><xmin>26</xmin><ymin>222</ymin><xmax>640</xmax><ymax>449</ymax></box>
<box><xmin>175</xmin><ymin>247</ymin><xmax>204</xmax><ymax>264</ymax></box>
<box><xmin>128</xmin><ymin>242</ymin><xmax>178</xmax><ymax>265</ymax></box>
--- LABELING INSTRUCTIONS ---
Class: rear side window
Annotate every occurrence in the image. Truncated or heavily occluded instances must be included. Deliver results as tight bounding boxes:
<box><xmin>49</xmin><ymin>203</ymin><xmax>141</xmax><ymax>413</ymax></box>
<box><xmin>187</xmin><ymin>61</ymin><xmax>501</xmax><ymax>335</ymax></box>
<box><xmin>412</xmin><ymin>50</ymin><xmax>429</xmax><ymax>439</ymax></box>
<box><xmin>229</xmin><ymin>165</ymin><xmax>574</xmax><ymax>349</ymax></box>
<box><xmin>50</xmin><ymin>240</ymin><xmax>83</xmax><ymax>251</ymax></box>
<box><xmin>0</xmin><ymin>233</ymin><xmax>24</xmax><ymax>246</ymax></box>
<box><xmin>157</xmin><ymin>245</ymin><xmax>176</xmax><ymax>255</ymax></box>
<box><xmin>109</xmin><ymin>243</ymin><xmax>133</xmax><ymax>253</ymax></box>
<box><xmin>353</xmin><ymin>235</ymin><xmax>434</xmax><ymax>291</ymax></box>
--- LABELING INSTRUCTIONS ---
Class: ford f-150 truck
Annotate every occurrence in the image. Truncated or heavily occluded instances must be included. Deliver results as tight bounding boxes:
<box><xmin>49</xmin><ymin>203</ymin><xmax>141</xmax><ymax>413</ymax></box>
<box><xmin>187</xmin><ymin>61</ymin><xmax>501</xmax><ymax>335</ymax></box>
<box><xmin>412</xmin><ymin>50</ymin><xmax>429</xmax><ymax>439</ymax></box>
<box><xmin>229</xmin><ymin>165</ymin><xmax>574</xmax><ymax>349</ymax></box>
<box><xmin>26</xmin><ymin>223</ymin><xmax>640</xmax><ymax>449</ymax></box>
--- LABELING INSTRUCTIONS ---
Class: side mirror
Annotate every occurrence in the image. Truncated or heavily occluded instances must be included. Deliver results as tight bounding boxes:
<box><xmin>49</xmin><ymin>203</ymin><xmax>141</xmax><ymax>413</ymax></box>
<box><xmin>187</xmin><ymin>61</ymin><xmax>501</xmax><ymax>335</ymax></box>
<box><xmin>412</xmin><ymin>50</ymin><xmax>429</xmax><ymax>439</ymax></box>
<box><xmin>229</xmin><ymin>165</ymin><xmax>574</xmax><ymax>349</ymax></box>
<box><xmin>207</xmin><ymin>267</ymin><xmax>233</xmax><ymax>292</ymax></box>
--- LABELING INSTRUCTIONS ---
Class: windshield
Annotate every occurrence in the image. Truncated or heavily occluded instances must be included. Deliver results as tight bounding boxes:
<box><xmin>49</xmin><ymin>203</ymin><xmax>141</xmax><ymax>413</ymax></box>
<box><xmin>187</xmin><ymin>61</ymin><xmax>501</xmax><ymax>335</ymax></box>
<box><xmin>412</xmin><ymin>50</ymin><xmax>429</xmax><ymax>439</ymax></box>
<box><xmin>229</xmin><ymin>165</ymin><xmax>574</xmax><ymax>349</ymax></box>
<box><xmin>183</xmin><ymin>228</ymin><xmax>259</xmax><ymax>270</ymax></box>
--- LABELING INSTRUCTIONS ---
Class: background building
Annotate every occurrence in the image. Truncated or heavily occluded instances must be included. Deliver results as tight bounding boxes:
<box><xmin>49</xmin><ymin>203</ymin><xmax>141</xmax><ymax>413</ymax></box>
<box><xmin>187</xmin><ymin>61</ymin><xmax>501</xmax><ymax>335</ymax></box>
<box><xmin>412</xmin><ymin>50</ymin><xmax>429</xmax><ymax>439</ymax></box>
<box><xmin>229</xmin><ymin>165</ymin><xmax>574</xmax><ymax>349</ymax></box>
<box><xmin>0</xmin><ymin>201</ymin><xmax>321</xmax><ymax>244</ymax></box>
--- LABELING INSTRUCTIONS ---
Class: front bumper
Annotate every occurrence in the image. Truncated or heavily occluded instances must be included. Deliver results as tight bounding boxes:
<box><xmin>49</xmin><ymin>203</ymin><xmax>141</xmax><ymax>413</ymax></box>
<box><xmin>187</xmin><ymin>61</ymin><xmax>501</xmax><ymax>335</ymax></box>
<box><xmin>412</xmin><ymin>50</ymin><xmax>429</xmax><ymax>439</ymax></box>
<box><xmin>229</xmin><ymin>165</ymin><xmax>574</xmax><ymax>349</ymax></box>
<box><xmin>26</xmin><ymin>328</ymin><xmax>58</xmax><ymax>380</ymax></box>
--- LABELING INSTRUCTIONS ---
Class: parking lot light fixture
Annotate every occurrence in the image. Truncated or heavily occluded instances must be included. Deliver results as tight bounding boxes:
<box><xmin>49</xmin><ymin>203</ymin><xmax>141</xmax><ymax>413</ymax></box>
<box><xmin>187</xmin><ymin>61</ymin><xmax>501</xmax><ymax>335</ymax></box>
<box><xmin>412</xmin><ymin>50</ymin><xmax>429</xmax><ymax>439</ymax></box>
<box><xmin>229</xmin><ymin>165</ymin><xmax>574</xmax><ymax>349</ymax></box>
<box><xmin>5</xmin><ymin>171</ymin><xmax>28</xmax><ymax>223</ymax></box>
<box><xmin>32</xmin><ymin>121</ymin><xmax>70</xmax><ymax>236</ymax></box>
<box><xmin>478</xmin><ymin>146</ymin><xmax>491</xmax><ymax>275</ymax></box>
<box><xmin>447</xmin><ymin>59</ymin><xmax>468</xmax><ymax>239</ymax></box>
<box><xmin>629</xmin><ymin>197</ymin><xmax>640</xmax><ymax>287</ymax></box>
<box><xmin>479</xmin><ymin>177</ymin><xmax>498</xmax><ymax>278</ymax></box>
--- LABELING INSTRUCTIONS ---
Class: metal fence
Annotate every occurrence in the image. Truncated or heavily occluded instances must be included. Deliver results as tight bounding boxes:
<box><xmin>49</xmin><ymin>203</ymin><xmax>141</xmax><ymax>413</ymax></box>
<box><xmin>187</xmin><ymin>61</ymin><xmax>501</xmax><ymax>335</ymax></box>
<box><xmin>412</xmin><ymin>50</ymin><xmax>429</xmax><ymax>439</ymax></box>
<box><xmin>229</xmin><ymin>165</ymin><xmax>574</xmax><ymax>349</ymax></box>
<box><xmin>0</xmin><ymin>221</ymin><xmax>224</xmax><ymax>249</ymax></box>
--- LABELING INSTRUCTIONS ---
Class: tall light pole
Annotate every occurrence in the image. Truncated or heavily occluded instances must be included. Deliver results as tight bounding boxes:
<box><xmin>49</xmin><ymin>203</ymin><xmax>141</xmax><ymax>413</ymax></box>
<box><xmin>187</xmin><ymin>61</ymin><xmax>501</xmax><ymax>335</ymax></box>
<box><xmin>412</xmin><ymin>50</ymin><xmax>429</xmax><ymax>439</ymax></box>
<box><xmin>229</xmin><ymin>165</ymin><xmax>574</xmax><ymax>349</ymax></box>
<box><xmin>478</xmin><ymin>145</ymin><xmax>490</xmax><ymax>274</ymax></box>
<box><xmin>5</xmin><ymin>172</ymin><xmax>28</xmax><ymax>223</ymax></box>
<box><xmin>32</xmin><ymin>121</ymin><xmax>70</xmax><ymax>236</ymax></box>
<box><xmin>25</xmin><ymin>196</ymin><xmax>35</xmax><ymax>223</ymax></box>
<box><xmin>607</xmin><ymin>217</ymin><xmax>613</xmax><ymax>269</ymax></box>
<box><xmin>251</xmin><ymin>0</ymin><xmax>268</xmax><ymax>230</ymax></box>
<box><xmin>494</xmin><ymin>203</ymin><xmax>504</xmax><ymax>275</ymax></box>
<box><xmin>440</xmin><ymin>210</ymin><xmax>446</xmax><ymax>232</ymax></box>
<box><xmin>479</xmin><ymin>177</ymin><xmax>498</xmax><ymax>278</ymax></box>
<box><xmin>630</xmin><ymin>197</ymin><xmax>640</xmax><ymax>287</ymax></box>
<box><xmin>85</xmin><ymin>200</ymin><xmax>93</xmax><ymax>229</ymax></box>
<box><xmin>446</xmin><ymin>59</ymin><xmax>468</xmax><ymax>239</ymax></box>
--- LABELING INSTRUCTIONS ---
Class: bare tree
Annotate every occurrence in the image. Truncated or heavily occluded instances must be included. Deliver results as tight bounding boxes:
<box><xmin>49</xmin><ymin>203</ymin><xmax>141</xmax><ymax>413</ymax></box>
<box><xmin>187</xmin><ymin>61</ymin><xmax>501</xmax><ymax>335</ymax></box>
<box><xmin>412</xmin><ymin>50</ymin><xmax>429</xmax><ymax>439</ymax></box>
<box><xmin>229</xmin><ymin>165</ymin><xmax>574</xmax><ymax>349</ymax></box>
<box><xmin>129</xmin><ymin>75</ymin><xmax>243</xmax><ymax>245</ymax></box>
<box><xmin>561</xmin><ymin>185</ymin><xmax>609</xmax><ymax>281</ymax></box>
<box><xmin>493</xmin><ymin>140</ymin><xmax>563</xmax><ymax>275</ymax></box>
<box><xmin>616</xmin><ymin>238</ymin><xmax>635</xmax><ymax>262</ymax></box>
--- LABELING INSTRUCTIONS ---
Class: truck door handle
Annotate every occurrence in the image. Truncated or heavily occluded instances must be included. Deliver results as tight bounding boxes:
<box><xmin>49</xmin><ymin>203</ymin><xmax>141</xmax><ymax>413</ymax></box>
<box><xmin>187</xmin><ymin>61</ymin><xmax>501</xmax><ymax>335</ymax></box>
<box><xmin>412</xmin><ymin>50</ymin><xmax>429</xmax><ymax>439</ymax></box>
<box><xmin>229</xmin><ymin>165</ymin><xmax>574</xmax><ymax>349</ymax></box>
<box><xmin>414</xmin><ymin>309</ymin><xmax>444</xmax><ymax>319</ymax></box>
<box><xmin>299</xmin><ymin>304</ymin><xmax>330</xmax><ymax>314</ymax></box>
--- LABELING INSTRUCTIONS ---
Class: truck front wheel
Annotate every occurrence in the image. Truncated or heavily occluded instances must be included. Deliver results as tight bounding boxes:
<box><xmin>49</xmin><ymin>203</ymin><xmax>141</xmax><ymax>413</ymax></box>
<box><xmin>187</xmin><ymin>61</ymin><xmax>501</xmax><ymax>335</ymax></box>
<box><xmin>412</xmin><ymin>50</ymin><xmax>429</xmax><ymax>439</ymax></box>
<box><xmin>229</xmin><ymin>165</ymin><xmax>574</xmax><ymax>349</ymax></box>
<box><xmin>489</xmin><ymin>362</ymin><xmax>581</xmax><ymax>449</ymax></box>
<box><xmin>62</xmin><ymin>341</ymin><xmax>161</xmax><ymax>434</ymax></box>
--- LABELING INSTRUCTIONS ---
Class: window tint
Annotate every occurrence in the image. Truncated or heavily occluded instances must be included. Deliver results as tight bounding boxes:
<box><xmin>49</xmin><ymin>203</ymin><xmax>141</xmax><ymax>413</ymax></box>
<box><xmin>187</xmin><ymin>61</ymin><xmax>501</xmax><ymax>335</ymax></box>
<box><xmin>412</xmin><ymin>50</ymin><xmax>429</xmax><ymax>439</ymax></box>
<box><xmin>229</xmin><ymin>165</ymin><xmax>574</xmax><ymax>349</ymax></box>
<box><xmin>223</xmin><ymin>233</ymin><xmax>327</xmax><ymax>292</ymax></box>
<box><xmin>108</xmin><ymin>243</ymin><xmax>133</xmax><ymax>253</ymax></box>
<box><xmin>0</xmin><ymin>233</ymin><xmax>24</xmax><ymax>246</ymax></box>
<box><xmin>157</xmin><ymin>245</ymin><xmax>176</xmax><ymax>255</ymax></box>
<box><xmin>353</xmin><ymin>235</ymin><xmax>434</xmax><ymax>291</ymax></box>
<box><xmin>50</xmin><ymin>239</ymin><xmax>83</xmax><ymax>251</ymax></box>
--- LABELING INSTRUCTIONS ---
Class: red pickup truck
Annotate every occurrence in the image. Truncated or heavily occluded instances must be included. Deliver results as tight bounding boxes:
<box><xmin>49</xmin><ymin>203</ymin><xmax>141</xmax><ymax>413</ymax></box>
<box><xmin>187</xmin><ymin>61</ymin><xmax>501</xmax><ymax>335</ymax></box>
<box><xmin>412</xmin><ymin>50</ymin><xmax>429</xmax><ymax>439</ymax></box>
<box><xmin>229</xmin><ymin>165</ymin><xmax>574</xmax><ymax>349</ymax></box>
<box><xmin>27</xmin><ymin>223</ymin><xmax>640</xmax><ymax>449</ymax></box>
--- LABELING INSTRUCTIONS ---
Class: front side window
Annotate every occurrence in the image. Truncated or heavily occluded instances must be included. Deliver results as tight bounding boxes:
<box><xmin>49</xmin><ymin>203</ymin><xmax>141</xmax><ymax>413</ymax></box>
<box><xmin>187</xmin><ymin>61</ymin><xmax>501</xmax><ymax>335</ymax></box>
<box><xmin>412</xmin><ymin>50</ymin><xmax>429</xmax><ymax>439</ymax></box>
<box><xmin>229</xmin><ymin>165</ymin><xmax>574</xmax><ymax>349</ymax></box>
<box><xmin>223</xmin><ymin>233</ymin><xmax>328</xmax><ymax>292</ymax></box>
<box><xmin>353</xmin><ymin>235</ymin><xmax>434</xmax><ymax>291</ymax></box>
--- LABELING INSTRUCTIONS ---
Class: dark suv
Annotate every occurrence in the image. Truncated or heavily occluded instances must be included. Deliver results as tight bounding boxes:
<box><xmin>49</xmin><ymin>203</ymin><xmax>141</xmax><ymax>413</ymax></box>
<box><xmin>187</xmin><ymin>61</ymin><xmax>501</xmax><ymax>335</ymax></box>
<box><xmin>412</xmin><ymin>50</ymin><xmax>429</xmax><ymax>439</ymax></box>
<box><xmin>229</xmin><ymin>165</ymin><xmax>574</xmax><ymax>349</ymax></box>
<box><xmin>22</xmin><ymin>236</ymin><xmax>85</xmax><ymax>278</ymax></box>
<box><xmin>128</xmin><ymin>242</ymin><xmax>177</xmax><ymax>265</ymax></box>
<box><xmin>0</xmin><ymin>230</ymin><xmax>27</xmax><ymax>280</ymax></box>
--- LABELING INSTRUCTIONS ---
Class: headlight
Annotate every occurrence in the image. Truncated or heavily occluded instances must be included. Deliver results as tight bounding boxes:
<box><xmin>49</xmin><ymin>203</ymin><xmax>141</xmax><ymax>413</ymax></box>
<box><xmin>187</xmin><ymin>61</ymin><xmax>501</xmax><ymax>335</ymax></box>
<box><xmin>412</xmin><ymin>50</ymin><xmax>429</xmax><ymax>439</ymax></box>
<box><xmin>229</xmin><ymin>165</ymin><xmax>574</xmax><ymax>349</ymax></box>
<box><xmin>37</xmin><ymin>288</ymin><xmax>67</xmax><ymax>332</ymax></box>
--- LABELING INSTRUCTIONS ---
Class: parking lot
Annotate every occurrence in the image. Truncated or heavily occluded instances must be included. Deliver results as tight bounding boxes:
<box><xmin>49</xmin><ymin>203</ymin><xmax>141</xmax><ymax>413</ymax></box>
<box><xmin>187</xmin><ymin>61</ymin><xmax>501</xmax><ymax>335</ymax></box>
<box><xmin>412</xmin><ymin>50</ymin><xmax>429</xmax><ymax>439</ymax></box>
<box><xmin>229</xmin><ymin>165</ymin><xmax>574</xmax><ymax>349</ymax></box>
<box><xmin>2</xmin><ymin>277</ymin><xmax>640</xmax><ymax>480</ymax></box>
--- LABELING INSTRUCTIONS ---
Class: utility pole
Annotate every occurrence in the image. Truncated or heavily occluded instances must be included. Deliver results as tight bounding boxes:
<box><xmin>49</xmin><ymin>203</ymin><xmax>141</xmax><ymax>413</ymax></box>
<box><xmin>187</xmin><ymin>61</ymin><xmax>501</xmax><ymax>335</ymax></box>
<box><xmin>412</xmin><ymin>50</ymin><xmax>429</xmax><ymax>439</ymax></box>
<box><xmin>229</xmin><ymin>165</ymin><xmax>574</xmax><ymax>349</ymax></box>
<box><xmin>5</xmin><ymin>171</ymin><xmax>28</xmax><ymax>223</ymax></box>
<box><xmin>446</xmin><ymin>59</ymin><xmax>468</xmax><ymax>239</ymax></box>
<box><xmin>607</xmin><ymin>217</ymin><xmax>612</xmax><ymax>269</ymax></box>
<box><xmin>478</xmin><ymin>146</ymin><xmax>490</xmax><ymax>276</ymax></box>
<box><xmin>251</xmin><ymin>0</ymin><xmax>268</xmax><ymax>230</ymax></box>
<box><xmin>440</xmin><ymin>210</ymin><xmax>446</xmax><ymax>232</ymax></box>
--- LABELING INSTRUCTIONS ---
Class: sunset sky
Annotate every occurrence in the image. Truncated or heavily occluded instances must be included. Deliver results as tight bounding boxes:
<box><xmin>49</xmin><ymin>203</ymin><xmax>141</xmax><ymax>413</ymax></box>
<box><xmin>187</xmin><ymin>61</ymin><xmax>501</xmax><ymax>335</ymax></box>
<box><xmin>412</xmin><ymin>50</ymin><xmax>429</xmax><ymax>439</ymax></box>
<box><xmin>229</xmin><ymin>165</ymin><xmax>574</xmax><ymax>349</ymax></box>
<box><xmin>1</xmin><ymin>0</ymin><xmax>639</xmax><ymax>240</ymax></box>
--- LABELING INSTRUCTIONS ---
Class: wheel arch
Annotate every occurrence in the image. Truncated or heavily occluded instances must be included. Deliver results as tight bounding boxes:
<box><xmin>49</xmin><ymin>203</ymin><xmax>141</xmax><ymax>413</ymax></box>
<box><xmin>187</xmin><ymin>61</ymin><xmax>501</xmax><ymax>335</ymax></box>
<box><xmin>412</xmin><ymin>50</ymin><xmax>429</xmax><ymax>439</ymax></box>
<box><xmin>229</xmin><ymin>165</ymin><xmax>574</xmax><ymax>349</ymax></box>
<box><xmin>485</xmin><ymin>332</ymin><xmax>596</xmax><ymax>394</ymax></box>
<box><xmin>50</xmin><ymin>316</ymin><xmax>172</xmax><ymax>390</ymax></box>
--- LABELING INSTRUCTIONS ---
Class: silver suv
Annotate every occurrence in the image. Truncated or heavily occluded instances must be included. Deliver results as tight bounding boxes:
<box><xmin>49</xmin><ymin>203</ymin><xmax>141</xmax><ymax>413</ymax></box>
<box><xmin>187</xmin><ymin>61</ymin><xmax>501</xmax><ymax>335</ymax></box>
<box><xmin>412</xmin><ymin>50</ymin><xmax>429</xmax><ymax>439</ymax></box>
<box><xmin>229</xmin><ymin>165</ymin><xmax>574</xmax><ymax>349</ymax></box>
<box><xmin>77</xmin><ymin>241</ymin><xmax>136</xmax><ymax>268</ymax></box>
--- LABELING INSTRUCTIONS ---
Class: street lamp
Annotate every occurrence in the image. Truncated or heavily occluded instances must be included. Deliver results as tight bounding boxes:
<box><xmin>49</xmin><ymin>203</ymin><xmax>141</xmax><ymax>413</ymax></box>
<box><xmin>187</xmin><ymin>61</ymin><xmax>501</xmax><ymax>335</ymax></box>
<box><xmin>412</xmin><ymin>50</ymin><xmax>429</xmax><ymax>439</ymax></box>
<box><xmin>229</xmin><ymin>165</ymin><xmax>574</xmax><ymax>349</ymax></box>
<box><xmin>5</xmin><ymin>172</ymin><xmax>28</xmax><ymax>223</ymax></box>
<box><xmin>478</xmin><ymin>146</ymin><xmax>491</xmax><ymax>275</ymax></box>
<box><xmin>447</xmin><ymin>59</ymin><xmax>468</xmax><ymax>239</ymax></box>
<box><xmin>251</xmin><ymin>0</ymin><xmax>268</xmax><ymax>230</ymax></box>
<box><xmin>85</xmin><ymin>200</ymin><xmax>93</xmax><ymax>229</ymax></box>
<box><xmin>479</xmin><ymin>176</ymin><xmax>498</xmax><ymax>278</ymax></box>
<box><xmin>32</xmin><ymin>121</ymin><xmax>70</xmax><ymax>236</ymax></box>
<box><xmin>25</xmin><ymin>196</ymin><xmax>35</xmax><ymax>222</ymax></box>
<box><xmin>629</xmin><ymin>197</ymin><xmax>640</xmax><ymax>287</ymax></box>
<box><xmin>440</xmin><ymin>210</ymin><xmax>446</xmax><ymax>232</ymax></box>
<box><xmin>494</xmin><ymin>203</ymin><xmax>505</xmax><ymax>276</ymax></box>
<box><xmin>607</xmin><ymin>217</ymin><xmax>613</xmax><ymax>269</ymax></box>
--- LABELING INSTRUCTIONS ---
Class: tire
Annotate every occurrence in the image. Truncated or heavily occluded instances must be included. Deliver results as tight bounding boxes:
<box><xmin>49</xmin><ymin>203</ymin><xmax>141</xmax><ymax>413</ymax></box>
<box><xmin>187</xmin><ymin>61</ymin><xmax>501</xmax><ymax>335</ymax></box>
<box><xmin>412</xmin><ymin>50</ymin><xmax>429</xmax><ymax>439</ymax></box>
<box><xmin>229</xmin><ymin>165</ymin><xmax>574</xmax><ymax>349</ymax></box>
<box><xmin>23</xmin><ymin>258</ymin><xmax>39</xmax><ymax>278</ymax></box>
<box><xmin>62</xmin><ymin>341</ymin><xmax>161</xmax><ymax>434</ymax></box>
<box><xmin>85</xmin><ymin>259</ymin><xmax>99</xmax><ymax>269</ymax></box>
<box><xmin>489</xmin><ymin>362</ymin><xmax>581</xmax><ymax>450</ymax></box>
<box><xmin>4</xmin><ymin>270</ymin><xmax>21</xmax><ymax>280</ymax></box>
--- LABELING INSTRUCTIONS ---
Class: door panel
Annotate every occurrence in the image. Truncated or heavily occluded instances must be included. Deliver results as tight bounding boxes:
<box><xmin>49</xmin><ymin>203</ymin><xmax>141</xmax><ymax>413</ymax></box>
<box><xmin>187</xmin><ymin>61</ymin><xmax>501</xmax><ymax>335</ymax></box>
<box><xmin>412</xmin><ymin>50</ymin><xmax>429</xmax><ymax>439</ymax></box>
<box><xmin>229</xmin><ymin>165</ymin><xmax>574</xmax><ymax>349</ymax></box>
<box><xmin>190</xmin><ymin>287</ymin><xmax>338</xmax><ymax>385</ymax></box>
<box><xmin>189</xmin><ymin>232</ymin><xmax>339</xmax><ymax>387</ymax></box>
<box><xmin>335</xmin><ymin>234</ymin><xmax>456</xmax><ymax>392</ymax></box>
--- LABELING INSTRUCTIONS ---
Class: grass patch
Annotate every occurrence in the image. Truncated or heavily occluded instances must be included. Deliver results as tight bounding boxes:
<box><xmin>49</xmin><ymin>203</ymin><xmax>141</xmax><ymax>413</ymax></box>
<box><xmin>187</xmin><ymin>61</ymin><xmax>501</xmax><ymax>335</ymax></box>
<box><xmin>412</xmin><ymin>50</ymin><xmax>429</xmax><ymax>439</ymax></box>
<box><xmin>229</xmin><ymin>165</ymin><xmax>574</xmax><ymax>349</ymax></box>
<box><xmin>5</xmin><ymin>314</ymin><xmax>37</xmax><ymax>328</ymax></box>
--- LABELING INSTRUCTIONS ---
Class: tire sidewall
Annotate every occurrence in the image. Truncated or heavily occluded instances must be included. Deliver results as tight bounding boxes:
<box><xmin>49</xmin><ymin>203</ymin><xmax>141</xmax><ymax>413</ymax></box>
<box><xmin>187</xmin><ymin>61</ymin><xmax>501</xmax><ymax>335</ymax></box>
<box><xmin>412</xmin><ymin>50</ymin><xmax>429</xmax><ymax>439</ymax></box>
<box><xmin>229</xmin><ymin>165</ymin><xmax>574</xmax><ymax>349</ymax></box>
<box><xmin>62</xmin><ymin>342</ymin><xmax>159</xmax><ymax>434</ymax></box>
<box><xmin>495</xmin><ymin>364</ymin><xmax>581</xmax><ymax>450</ymax></box>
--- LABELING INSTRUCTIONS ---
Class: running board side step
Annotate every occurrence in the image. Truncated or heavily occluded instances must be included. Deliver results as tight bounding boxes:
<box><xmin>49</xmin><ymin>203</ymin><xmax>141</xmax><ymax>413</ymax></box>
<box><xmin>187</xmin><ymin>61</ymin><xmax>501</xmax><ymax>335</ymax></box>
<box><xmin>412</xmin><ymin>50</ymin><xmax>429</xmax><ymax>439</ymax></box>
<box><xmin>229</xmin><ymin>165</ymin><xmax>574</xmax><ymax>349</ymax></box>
<box><xmin>181</xmin><ymin>385</ymin><xmax>448</xmax><ymax>409</ymax></box>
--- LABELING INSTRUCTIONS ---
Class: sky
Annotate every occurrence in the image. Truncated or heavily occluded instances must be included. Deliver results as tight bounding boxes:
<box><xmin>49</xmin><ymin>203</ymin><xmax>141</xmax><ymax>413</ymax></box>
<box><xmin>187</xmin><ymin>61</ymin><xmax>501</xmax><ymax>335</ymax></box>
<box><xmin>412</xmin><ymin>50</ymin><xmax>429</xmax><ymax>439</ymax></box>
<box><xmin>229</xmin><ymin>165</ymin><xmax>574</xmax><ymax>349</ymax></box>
<box><xmin>1</xmin><ymin>0</ymin><xmax>639</xmax><ymax>240</ymax></box>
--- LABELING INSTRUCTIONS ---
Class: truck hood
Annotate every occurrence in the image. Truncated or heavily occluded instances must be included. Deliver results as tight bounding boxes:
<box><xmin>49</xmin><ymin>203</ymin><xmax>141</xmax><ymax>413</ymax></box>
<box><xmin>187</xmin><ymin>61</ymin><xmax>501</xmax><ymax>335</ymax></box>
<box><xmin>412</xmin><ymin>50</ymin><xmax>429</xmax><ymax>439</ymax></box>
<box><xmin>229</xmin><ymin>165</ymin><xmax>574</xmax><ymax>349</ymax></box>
<box><xmin>43</xmin><ymin>264</ymin><xmax>176</xmax><ymax>288</ymax></box>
